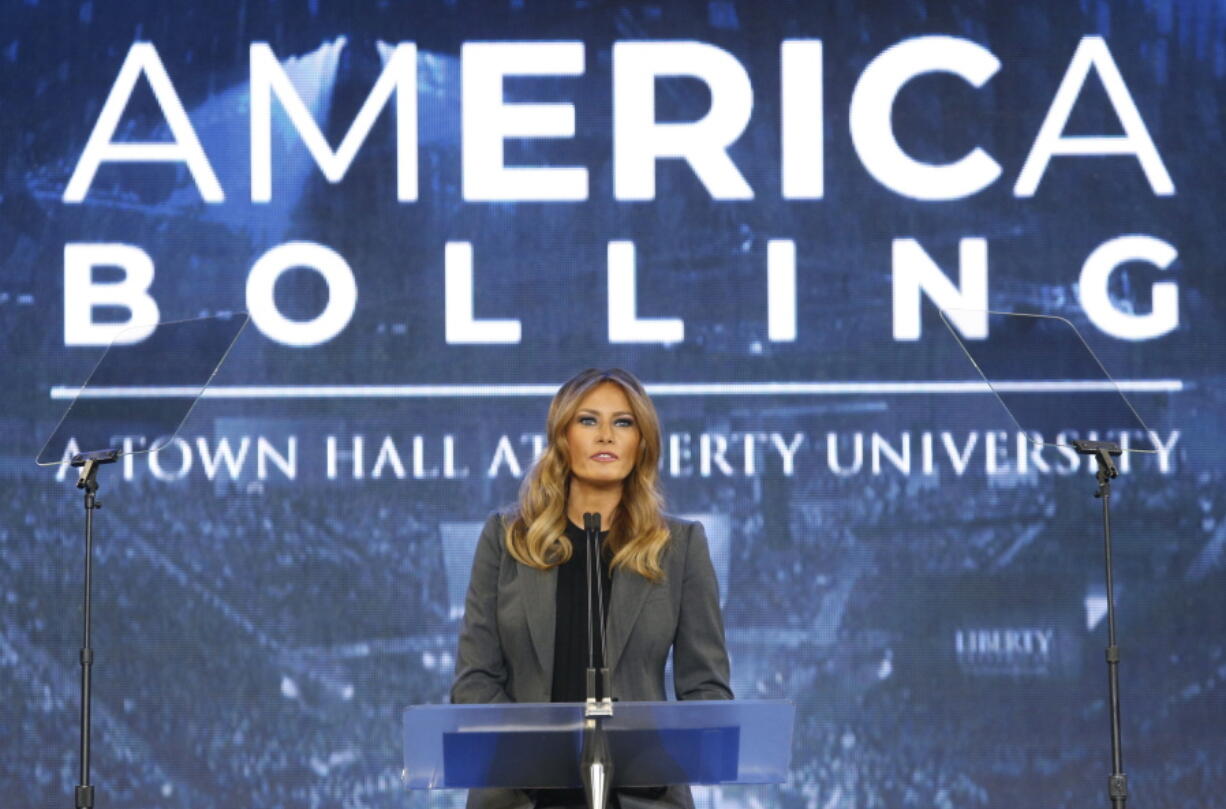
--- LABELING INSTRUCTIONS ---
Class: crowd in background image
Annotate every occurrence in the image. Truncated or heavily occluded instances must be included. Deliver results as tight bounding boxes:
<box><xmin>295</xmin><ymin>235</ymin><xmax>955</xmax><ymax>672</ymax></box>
<box><xmin>1</xmin><ymin>466</ymin><xmax>1223</xmax><ymax>809</ymax></box>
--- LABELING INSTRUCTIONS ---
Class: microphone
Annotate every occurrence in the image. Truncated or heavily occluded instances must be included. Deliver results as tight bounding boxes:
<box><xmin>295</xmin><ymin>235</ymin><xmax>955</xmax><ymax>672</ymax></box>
<box><xmin>581</xmin><ymin>512</ymin><xmax>613</xmax><ymax>809</ymax></box>
<box><xmin>582</xmin><ymin>512</ymin><xmax>612</xmax><ymax>707</ymax></box>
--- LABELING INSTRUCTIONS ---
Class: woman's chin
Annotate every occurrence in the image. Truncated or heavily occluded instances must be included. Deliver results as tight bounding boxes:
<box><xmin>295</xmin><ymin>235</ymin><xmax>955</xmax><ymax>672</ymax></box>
<box><xmin>572</xmin><ymin>470</ymin><xmax>629</xmax><ymax>488</ymax></box>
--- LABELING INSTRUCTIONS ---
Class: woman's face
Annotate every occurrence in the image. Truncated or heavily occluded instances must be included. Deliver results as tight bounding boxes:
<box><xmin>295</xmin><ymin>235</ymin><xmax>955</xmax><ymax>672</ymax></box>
<box><xmin>565</xmin><ymin>381</ymin><xmax>641</xmax><ymax>489</ymax></box>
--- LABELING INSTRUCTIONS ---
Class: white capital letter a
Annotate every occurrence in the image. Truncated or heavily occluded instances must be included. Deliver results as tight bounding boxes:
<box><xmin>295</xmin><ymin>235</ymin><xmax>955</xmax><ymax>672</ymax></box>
<box><xmin>64</xmin><ymin>43</ymin><xmax>222</xmax><ymax>203</ymax></box>
<box><xmin>1015</xmin><ymin>36</ymin><xmax>1174</xmax><ymax>197</ymax></box>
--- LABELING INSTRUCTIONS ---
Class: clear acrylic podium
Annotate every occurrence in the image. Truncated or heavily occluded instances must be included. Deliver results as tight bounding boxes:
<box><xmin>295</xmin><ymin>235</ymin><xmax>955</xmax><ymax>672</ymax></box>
<box><xmin>402</xmin><ymin>700</ymin><xmax>794</xmax><ymax>791</ymax></box>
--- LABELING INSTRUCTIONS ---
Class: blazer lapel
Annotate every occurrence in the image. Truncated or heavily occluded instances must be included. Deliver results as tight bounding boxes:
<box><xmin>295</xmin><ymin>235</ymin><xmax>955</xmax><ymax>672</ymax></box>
<box><xmin>521</xmin><ymin>564</ymin><xmax>557</xmax><ymax>684</ymax></box>
<box><xmin>604</xmin><ymin>568</ymin><xmax>653</xmax><ymax>677</ymax></box>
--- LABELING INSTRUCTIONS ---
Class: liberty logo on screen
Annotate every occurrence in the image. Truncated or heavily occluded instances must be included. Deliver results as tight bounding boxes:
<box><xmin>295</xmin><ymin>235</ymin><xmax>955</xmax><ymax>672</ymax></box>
<box><xmin>954</xmin><ymin>627</ymin><xmax>1057</xmax><ymax>677</ymax></box>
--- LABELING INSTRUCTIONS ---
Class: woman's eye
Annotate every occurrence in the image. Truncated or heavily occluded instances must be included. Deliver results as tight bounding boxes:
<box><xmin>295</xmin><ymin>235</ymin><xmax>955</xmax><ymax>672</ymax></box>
<box><xmin>579</xmin><ymin>415</ymin><xmax>596</xmax><ymax>425</ymax></box>
<box><xmin>615</xmin><ymin>418</ymin><xmax>634</xmax><ymax>428</ymax></box>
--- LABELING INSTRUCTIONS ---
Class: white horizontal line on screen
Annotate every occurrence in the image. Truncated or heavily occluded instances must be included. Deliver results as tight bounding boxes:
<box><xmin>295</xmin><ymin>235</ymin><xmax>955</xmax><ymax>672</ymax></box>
<box><xmin>49</xmin><ymin>379</ymin><xmax>1184</xmax><ymax>400</ymax></box>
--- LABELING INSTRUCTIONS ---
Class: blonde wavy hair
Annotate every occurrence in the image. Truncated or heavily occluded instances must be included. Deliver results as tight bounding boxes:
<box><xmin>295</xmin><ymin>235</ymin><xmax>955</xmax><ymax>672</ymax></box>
<box><xmin>505</xmin><ymin>368</ymin><xmax>670</xmax><ymax>581</ymax></box>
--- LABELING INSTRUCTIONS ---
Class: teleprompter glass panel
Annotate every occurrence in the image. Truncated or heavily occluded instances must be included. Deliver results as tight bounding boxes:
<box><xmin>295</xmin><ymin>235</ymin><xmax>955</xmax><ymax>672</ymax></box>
<box><xmin>37</xmin><ymin>314</ymin><xmax>249</xmax><ymax>466</ymax></box>
<box><xmin>939</xmin><ymin>310</ymin><xmax>1159</xmax><ymax>453</ymax></box>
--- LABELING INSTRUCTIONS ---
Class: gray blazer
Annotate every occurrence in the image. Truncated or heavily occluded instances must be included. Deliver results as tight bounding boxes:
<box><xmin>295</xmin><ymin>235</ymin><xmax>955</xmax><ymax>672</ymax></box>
<box><xmin>451</xmin><ymin>513</ymin><xmax>734</xmax><ymax>809</ymax></box>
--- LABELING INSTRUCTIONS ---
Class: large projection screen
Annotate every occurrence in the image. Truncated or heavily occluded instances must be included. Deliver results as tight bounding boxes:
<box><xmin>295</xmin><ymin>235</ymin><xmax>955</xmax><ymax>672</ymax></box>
<box><xmin>2</xmin><ymin>2</ymin><xmax>1223</xmax><ymax>808</ymax></box>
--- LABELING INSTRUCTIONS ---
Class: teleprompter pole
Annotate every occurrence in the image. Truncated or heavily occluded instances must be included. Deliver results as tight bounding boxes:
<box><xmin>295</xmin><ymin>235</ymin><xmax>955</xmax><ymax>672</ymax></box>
<box><xmin>71</xmin><ymin>449</ymin><xmax>118</xmax><ymax>809</ymax></box>
<box><xmin>1073</xmin><ymin>440</ymin><xmax>1128</xmax><ymax>809</ymax></box>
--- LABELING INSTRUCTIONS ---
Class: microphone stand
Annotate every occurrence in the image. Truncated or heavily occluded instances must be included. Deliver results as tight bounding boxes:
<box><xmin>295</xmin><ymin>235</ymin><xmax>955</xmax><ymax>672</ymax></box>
<box><xmin>69</xmin><ymin>448</ymin><xmax>119</xmax><ymax>809</ymax></box>
<box><xmin>581</xmin><ymin>513</ymin><xmax>613</xmax><ymax>809</ymax></box>
<box><xmin>1073</xmin><ymin>440</ymin><xmax>1128</xmax><ymax>809</ymax></box>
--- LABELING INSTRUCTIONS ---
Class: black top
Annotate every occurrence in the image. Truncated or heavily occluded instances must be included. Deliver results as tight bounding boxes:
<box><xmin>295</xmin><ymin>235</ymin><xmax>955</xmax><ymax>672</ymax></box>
<box><xmin>550</xmin><ymin>520</ymin><xmax>614</xmax><ymax>703</ymax></box>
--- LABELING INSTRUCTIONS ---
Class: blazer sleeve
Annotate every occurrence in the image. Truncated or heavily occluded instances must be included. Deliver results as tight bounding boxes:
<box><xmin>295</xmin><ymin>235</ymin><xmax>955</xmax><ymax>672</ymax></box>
<box><xmin>450</xmin><ymin>514</ymin><xmax>514</xmax><ymax>704</ymax></box>
<box><xmin>672</xmin><ymin>520</ymin><xmax>734</xmax><ymax>701</ymax></box>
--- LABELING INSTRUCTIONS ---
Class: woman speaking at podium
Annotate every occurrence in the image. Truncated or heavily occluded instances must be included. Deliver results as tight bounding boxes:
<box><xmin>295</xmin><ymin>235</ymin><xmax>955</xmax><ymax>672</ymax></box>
<box><xmin>451</xmin><ymin>368</ymin><xmax>733</xmax><ymax>809</ymax></box>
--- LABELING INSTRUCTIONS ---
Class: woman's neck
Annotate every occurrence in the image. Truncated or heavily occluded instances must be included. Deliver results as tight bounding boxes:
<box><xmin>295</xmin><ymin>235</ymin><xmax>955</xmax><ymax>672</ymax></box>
<box><xmin>567</xmin><ymin>479</ymin><xmax>622</xmax><ymax>529</ymax></box>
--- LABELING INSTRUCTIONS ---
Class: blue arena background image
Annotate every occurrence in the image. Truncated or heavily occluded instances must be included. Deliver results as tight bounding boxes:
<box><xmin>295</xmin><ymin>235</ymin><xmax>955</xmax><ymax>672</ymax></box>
<box><xmin>2</xmin><ymin>1</ymin><xmax>1226</xmax><ymax>807</ymax></box>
